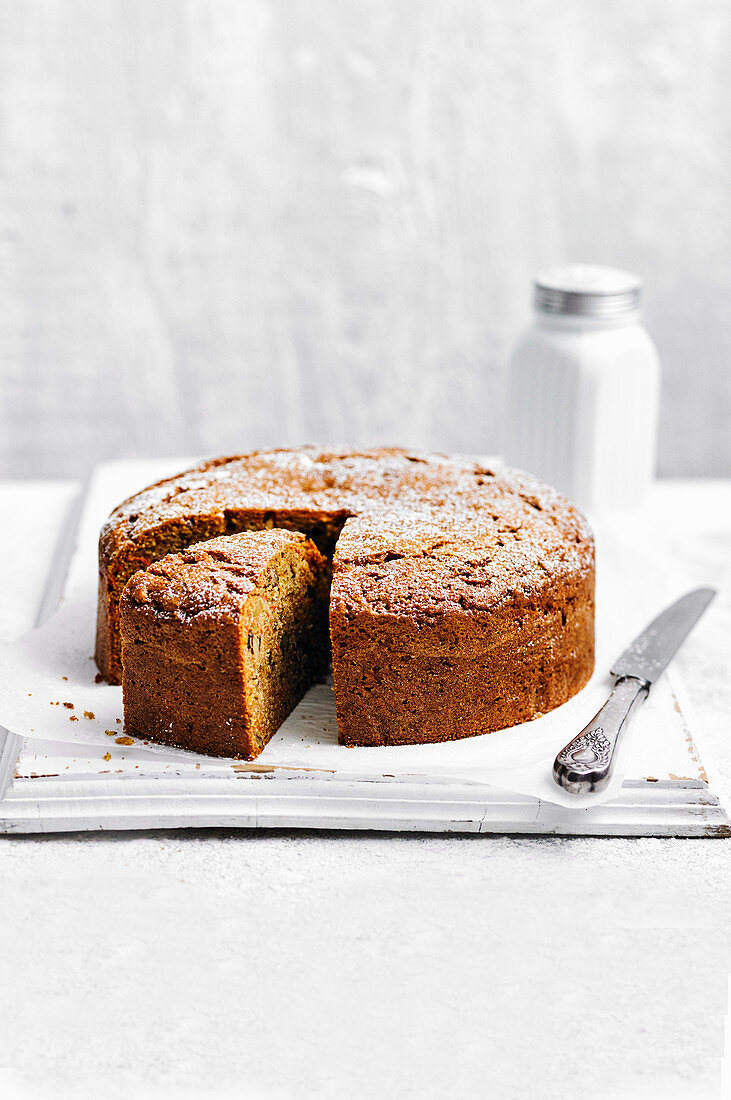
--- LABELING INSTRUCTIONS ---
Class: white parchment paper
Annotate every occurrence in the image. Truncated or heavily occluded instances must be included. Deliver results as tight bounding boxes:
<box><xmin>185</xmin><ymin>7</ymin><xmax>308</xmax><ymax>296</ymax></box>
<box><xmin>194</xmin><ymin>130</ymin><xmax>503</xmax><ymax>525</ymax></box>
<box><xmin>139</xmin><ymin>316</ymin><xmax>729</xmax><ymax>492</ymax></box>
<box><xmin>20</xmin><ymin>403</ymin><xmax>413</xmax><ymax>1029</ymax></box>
<box><xmin>0</xmin><ymin>461</ymin><xmax>677</xmax><ymax>809</ymax></box>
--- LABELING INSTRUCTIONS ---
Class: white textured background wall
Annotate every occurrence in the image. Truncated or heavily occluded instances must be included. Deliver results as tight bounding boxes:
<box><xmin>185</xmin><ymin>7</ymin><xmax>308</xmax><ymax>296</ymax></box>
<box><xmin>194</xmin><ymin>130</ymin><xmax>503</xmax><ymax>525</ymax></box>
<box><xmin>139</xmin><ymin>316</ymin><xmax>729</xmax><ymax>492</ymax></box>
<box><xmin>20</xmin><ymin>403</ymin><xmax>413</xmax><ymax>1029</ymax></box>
<box><xmin>1</xmin><ymin>0</ymin><xmax>730</xmax><ymax>479</ymax></box>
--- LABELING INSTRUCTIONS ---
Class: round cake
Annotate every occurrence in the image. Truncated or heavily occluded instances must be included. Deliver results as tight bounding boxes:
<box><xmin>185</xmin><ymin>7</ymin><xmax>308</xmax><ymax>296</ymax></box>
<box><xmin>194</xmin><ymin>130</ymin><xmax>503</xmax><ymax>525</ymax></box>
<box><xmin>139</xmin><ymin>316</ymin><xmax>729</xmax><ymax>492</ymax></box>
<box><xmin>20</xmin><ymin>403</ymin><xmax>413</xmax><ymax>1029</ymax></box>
<box><xmin>97</xmin><ymin>447</ymin><xmax>595</xmax><ymax>747</ymax></box>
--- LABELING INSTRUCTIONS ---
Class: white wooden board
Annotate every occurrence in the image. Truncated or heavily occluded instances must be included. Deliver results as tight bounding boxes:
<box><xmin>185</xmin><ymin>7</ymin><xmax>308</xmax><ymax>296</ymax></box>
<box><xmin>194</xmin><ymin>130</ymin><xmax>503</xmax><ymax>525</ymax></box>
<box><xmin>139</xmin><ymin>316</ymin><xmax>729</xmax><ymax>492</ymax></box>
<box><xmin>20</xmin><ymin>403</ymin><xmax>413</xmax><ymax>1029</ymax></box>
<box><xmin>0</xmin><ymin>461</ymin><xmax>728</xmax><ymax>837</ymax></box>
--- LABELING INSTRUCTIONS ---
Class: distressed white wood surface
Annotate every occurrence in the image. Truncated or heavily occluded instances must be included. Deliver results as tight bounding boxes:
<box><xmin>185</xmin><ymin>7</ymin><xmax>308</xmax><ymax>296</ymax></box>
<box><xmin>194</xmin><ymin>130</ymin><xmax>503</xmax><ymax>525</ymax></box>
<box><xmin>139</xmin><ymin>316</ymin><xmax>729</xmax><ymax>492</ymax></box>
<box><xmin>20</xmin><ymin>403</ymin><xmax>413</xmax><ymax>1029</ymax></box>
<box><xmin>3</xmin><ymin>772</ymin><xmax>730</xmax><ymax>837</ymax></box>
<box><xmin>0</xmin><ymin>1</ymin><xmax>730</xmax><ymax>480</ymax></box>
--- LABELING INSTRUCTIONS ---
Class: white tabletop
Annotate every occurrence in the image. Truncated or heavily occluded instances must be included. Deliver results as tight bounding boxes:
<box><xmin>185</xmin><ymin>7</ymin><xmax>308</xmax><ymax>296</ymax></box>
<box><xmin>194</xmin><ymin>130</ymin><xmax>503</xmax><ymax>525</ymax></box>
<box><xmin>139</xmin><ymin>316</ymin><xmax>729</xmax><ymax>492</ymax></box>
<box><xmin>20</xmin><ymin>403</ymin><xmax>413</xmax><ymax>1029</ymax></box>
<box><xmin>1</xmin><ymin>479</ymin><xmax>729</xmax><ymax>1100</ymax></box>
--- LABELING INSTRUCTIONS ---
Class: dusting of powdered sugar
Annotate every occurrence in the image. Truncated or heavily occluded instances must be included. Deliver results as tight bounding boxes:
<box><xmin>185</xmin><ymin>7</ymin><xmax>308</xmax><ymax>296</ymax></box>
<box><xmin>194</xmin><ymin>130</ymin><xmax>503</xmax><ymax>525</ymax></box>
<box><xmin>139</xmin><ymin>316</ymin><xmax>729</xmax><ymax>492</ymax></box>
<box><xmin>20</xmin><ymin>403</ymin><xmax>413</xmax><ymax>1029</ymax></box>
<box><xmin>102</xmin><ymin>447</ymin><xmax>594</xmax><ymax>609</ymax></box>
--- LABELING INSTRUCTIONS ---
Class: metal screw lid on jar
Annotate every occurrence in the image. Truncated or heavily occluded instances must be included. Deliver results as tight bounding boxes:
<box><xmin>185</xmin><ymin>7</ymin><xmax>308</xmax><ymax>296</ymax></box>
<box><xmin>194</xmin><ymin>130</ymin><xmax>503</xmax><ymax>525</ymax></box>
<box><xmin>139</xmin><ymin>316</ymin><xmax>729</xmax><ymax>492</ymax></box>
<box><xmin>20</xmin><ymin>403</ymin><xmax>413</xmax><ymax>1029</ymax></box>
<box><xmin>534</xmin><ymin>264</ymin><xmax>642</xmax><ymax>319</ymax></box>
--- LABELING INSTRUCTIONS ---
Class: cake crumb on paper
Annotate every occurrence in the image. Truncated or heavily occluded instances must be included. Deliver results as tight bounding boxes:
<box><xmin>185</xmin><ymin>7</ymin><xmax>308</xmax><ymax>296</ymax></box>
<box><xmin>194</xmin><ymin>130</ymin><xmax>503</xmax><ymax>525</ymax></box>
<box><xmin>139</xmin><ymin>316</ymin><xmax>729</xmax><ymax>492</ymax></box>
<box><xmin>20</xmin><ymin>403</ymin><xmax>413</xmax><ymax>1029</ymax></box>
<box><xmin>83</xmin><ymin>710</ymin><xmax>95</xmax><ymax>719</ymax></box>
<box><xmin>115</xmin><ymin>736</ymin><xmax>134</xmax><ymax>746</ymax></box>
<box><xmin>103</xmin><ymin>752</ymin><xmax>111</xmax><ymax>761</ymax></box>
<box><xmin>63</xmin><ymin>702</ymin><xmax>73</xmax><ymax>709</ymax></box>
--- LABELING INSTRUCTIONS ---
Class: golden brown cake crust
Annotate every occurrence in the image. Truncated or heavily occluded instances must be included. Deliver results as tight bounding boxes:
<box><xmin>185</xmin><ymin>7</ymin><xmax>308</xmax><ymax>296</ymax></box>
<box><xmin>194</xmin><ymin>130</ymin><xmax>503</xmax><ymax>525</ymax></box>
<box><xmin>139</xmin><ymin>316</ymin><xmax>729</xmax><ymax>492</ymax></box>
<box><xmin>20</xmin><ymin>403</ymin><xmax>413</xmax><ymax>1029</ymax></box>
<box><xmin>99</xmin><ymin>447</ymin><xmax>595</xmax><ymax>749</ymax></box>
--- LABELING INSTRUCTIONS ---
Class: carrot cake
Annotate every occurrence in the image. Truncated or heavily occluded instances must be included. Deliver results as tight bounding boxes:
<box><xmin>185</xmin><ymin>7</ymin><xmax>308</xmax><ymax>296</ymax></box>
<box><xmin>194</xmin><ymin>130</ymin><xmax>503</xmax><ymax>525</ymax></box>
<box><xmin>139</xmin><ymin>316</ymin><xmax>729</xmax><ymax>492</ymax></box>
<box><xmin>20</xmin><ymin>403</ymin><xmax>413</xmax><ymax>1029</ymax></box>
<box><xmin>98</xmin><ymin>448</ymin><xmax>595</xmax><ymax>751</ymax></box>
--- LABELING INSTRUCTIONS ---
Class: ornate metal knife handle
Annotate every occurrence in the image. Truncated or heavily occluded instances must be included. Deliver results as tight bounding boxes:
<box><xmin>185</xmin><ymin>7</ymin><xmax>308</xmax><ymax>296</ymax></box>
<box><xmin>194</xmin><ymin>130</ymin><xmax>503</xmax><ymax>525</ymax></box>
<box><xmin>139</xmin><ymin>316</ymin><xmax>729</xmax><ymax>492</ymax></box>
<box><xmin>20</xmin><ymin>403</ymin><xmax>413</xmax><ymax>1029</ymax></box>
<box><xmin>553</xmin><ymin>676</ymin><xmax>650</xmax><ymax>795</ymax></box>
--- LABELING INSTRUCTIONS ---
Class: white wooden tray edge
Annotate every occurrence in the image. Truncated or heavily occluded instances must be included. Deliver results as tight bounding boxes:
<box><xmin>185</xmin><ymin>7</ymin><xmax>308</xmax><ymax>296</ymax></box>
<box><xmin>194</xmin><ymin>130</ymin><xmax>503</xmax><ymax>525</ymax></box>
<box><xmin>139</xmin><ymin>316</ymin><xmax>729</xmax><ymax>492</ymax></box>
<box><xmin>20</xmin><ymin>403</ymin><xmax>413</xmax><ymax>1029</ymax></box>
<box><xmin>1</xmin><ymin>773</ymin><xmax>729</xmax><ymax>836</ymax></box>
<box><xmin>2</xmin><ymin>732</ymin><xmax>729</xmax><ymax>837</ymax></box>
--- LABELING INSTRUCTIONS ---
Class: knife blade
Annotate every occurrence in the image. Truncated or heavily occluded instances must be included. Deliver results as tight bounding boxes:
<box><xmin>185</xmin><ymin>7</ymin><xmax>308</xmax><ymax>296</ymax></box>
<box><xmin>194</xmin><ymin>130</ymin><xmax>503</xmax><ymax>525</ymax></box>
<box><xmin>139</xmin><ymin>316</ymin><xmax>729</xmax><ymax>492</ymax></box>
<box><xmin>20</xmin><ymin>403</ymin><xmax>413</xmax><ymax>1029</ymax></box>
<box><xmin>610</xmin><ymin>586</ymin><xmax>717</xmax><ymax>684</ymax></box>
<box><xmin>553</xmin><ymin>586</ymin><xmax>717</xmax><ymax>795</ymax></box>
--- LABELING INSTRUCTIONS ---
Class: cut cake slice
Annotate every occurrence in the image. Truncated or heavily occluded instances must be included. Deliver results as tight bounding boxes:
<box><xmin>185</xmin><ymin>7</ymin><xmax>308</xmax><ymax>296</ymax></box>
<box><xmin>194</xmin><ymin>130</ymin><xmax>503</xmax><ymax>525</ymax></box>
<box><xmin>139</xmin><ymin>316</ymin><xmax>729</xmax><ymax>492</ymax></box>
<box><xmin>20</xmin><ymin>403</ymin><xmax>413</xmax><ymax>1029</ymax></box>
<box><xmin>120</xmin><ymin>530</ymin><xmax>330</xmax><ymax>759</ymax></box>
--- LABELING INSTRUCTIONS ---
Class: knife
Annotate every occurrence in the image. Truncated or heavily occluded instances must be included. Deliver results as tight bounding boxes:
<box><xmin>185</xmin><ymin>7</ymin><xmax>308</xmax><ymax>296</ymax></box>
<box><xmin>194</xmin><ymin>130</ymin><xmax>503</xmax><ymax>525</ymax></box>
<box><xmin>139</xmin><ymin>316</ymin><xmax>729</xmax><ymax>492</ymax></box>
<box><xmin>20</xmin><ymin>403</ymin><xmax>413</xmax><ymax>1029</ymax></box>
<box><xmin>553</xmin><ymin>587</ymin><xmax>717</xmax><ymax>795</ymax></box>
